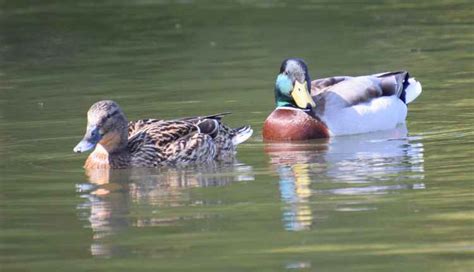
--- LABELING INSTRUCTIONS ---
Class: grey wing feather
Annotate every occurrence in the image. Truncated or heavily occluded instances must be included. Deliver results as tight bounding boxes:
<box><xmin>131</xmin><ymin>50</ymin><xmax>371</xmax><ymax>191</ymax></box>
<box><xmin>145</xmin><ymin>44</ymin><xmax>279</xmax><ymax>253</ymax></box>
<box><xmin>311</xmin><ymin>71</ymin><xmax>409</xmax><ymax>114</ymax></box>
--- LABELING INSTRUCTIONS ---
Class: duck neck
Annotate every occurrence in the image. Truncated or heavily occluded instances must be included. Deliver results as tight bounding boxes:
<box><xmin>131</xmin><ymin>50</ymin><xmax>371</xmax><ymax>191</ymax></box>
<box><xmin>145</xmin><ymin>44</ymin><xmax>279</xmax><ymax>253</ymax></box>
<box><xmin>275</xmin><ymin>92</ymin><xmax>296</xmax><ymax>108</ymax></box>
<box><xmin>99</xmin><ymin>130</ymin><xmax>128</xmax><ymax>154</ymax></box>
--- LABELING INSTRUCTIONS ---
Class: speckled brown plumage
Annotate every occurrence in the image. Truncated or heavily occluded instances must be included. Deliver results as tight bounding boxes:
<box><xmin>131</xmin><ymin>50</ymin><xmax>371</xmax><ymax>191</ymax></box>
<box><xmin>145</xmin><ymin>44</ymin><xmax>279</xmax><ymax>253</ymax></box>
<box><xmin>74</xmin><ymin>100</ymin><xmax>253</xmax><ymax>169</ymax></box>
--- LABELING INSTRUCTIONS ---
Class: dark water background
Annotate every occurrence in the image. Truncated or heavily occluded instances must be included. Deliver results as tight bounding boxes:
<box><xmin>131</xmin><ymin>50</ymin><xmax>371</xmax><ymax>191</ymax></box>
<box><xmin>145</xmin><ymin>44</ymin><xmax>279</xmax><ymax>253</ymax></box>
<box><xmin>1</xmin><ymin>0</ymin><xmax>473</xmax><ymax>271</ymax></box>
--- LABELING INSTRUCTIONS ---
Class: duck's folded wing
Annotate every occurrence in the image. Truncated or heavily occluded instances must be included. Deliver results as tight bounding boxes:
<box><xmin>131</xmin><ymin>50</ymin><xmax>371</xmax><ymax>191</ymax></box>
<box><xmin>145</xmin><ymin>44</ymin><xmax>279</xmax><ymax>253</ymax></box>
<box><xmin>311</xmin><ymin>71</ymin><xmax>409</xmax><ymax>112</ymax></box>
<box><xmin>372</xmin><ymin>71</ymin><xmax>410</xmax><ymax>99</ymax></box>
<box><xmin>311</xmin><ymin>76</ymin><xmax>352</xmax><ymax>95</ymax></box>
<box><xmin>164</xmin><ymin>133</ymin><xmax>216</xmax><ymax>165</ymax></box>
<box><xmin>177</xmin><ymin>112</ymin><xmax>233</xmax><ymax>138</ymax></box>
<box><xmin>127</xmin><ymin>120</ymin><xmax>199</xmax><ymax>166</ymax></box>
<box><xmin>177</xmin><ymin>112</ymin><xmax>232</xmax><ymax>122</ymax></box>
<box><xmin>142</xmin><ymin>121</ymin><xmax>198</xmax><ymax>146</ymax></box>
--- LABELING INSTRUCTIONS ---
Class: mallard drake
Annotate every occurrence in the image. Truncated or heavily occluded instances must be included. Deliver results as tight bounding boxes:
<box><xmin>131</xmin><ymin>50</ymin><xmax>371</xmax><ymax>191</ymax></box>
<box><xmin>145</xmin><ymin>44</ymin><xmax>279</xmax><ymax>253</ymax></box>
<box><xmin>263</xmin><ymin>58</ymin><xmax>422</xmax><ymax>141</ymax></box>
<box><xmin>73</xmin><ymin>100</ymin><xmax>253</xmax><ymax>168</ymax></box>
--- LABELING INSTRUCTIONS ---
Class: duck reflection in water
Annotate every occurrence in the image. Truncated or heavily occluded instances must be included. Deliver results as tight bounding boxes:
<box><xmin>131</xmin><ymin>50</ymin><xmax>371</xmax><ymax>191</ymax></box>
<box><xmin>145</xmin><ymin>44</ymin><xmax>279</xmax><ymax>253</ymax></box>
<box><xmin>76</xmin><ymin>161</ymin><xmax>254</xmax><ymax>257</ymax></box>
<box><xmin>264</xmin><ymin>125</ymin><xmax>425</xmax><ymax>232</ymax></box>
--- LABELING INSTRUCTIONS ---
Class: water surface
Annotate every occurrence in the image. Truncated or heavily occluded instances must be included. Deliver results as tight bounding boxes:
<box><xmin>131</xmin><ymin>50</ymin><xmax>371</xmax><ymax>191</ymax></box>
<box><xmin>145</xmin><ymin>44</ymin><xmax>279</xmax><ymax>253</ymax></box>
<box><xmin>1</xmin><ymin>0</ymin><xmax>473</xmax><ymax>271</ymax></box>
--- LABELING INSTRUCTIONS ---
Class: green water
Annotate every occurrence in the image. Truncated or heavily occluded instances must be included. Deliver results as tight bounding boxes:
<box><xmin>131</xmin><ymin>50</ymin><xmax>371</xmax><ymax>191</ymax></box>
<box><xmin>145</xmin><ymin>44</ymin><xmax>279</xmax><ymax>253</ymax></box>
<box><xmin>1</xmin><ymin>0</ymin><xmax>473</xmax><ymax>271</ymax></box>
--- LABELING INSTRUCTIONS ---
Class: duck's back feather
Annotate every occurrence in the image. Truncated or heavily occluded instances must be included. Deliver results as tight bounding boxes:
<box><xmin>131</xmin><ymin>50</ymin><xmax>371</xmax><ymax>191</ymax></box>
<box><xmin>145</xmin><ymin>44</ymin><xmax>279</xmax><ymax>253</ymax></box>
<box><xmin>128</xmin><ymin>120</ymin><xmax>199</xmax><ymax>167</ymax></box>
<box><xmin>126</xmin><ymin>113</ymin><xmax>252</xmax><ymax>166</ymax></box>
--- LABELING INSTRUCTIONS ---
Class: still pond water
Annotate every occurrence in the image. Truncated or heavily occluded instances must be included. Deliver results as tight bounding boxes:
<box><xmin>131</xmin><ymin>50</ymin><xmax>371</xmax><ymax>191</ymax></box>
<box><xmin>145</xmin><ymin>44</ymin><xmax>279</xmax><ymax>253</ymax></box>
<box><xmin>1</xmin><ymin>0</ymin><xmax>473</xmax><ymax>271</ymax></box>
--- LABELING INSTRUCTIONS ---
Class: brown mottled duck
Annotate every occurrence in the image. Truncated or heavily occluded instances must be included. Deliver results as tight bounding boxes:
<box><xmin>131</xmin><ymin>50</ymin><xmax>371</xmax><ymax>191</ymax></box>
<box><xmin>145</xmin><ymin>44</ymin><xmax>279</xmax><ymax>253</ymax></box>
<box><xmin>74</xmin><ymin>100</ymin><xmax>253</xmax><ymax>168</ymax></box>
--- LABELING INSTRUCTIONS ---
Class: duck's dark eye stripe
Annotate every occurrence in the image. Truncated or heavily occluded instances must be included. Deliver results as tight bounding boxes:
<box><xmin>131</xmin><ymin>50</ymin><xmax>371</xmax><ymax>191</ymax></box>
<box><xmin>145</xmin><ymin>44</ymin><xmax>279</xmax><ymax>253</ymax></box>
<box><xmin>100</xmin><ymin>110</ymin><xmax>120</xmax><ymax>123</ymax></box>
<box><xmin>106</xmin><ymin>110</ymin><xmax>119</xmax><ymax>119</ymax></box>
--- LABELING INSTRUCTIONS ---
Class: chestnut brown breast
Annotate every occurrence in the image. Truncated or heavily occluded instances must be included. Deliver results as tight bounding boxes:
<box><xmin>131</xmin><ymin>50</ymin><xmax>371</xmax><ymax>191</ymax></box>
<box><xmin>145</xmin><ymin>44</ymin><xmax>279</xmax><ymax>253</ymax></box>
<box><xmin>262</xmin><ymin>108</ymin><xmax>329</xmax><ymax>141</ymax></box>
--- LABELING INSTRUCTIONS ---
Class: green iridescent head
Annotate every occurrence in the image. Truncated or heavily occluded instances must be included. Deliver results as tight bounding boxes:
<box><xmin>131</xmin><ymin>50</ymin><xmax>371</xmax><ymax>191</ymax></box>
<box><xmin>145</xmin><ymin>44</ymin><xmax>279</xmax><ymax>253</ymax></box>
<box><xmin>274</xmin><ymin>58</ymin><xmax>315</xmax><ymax>109</ymax></box>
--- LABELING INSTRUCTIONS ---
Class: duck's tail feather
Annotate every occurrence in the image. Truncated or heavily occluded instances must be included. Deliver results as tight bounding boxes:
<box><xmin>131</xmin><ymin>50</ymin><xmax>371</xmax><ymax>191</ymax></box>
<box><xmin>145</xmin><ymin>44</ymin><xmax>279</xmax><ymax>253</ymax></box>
<box><xmin>232</xmin><ymin>126</ymin><xmax>253</xmax><ymax>146</ymax></box>
<box><xmin>404</xmin><ymin>77</ymin><xmax>422</xmax><ymax>104</ymax></box>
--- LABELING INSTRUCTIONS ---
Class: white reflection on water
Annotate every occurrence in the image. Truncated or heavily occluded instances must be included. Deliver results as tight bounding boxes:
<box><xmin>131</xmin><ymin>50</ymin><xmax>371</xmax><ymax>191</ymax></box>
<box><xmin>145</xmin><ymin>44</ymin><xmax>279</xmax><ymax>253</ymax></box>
<box><xmin>265</xmin><ymin>125</ymin><xmax>425</xmax><ymax>231</ymax></box>
<box><xmin>76</xmin><ymin>162</ymin><xmax>254</xmax><ymax>257</ymax></box>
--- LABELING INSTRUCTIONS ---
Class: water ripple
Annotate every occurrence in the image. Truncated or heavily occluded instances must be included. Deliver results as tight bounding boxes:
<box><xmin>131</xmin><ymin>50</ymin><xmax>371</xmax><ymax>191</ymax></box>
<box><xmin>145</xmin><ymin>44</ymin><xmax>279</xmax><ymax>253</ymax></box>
<box><xmin>265</xmin><ymin>125</ymin><xmax>426</xmax><ymax>231</ymax></box>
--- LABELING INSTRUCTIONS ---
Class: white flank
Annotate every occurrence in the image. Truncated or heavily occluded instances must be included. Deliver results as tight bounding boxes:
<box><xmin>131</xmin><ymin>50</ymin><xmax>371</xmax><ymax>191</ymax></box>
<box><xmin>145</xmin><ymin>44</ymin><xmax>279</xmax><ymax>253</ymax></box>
<box><xmin>321</xmin><ymin>96</ymin><xmax>408</xmax><ymax>136</ymax></box>
<box><xmin>405</xmin><ymin>78</ymin><xmax>422</xmax><ymax>104</ymax></box>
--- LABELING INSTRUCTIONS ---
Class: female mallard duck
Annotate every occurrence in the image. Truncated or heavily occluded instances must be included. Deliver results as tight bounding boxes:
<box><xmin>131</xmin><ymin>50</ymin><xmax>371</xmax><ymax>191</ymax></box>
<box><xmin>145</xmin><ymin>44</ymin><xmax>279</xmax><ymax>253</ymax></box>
<box><xmin>263</xmin><ymin>58</ymin><xmax>422</xmax><ymax>141</ymax></box>
<box><xmin>73</xmin><ymin>100</ymin><xmax>253</xmax><ymax>168</ymax></box>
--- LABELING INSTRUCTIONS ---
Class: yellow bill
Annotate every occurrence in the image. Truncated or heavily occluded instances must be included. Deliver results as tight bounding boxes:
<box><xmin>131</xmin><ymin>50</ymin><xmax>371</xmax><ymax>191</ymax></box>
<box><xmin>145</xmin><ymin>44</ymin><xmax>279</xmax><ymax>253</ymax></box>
<box><xmin>291</xmin><ymin>81</ymin><xmax>316</xmax><ymax>109</ymax></box>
